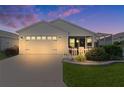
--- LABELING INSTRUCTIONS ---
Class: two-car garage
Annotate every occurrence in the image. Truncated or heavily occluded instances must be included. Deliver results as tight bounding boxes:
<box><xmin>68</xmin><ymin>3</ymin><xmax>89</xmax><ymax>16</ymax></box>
<box><xmin>25</xmin><ymin>36</ymin><xmax>58</xmax><ymax>54</ymax></box>
<box><xmin>18</xmin><ymin>21</ymin><xmax>68</xmax><ymax>55</ymax></box>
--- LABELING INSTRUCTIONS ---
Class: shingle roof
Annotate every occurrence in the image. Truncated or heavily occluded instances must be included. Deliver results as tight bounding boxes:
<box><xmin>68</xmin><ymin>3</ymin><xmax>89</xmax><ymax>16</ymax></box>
<box><xmin>50</xmin><ymin>19</ymin><xmax>96</xmax><ymax>35</ymax></box>
<box><xmin>16</xmin><ymin>19</ymin><xmax>97</xmax><ymax>36</ymax></box>
<box><xmin>16</xmin><ymin>21</ymin><xmax>67</xmax><ymax>34</ymax></box>
<box><xmin>0</xmin><ymin>30</ymin><xmax>18</xmax><ymax>39</ymax></box>
<box><xmin>96</xmin><ymin>32</ymin><xmax>112</xmax><ymax>37</ymax></box>
<box><xmin>113</xmin><ymin>32</ymin><xmax>124</xmax><ymax>39</ymax></box>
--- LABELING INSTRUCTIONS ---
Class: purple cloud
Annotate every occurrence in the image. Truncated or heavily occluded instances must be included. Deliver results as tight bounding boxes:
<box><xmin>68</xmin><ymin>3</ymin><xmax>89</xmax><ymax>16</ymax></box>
<box><xmin>62</xmin><ymin>8</ymin><xmax>80</xmax><ymax>17</ymax></box>
<box><xmin>48</xmin><ymin>7</ymin><xmax>81</xmax><ymax>18</ymax></box>
<box><xmin>0</xmin><ymin>6</ymin><xmax>40</xmax><ymax>29</ymax></box>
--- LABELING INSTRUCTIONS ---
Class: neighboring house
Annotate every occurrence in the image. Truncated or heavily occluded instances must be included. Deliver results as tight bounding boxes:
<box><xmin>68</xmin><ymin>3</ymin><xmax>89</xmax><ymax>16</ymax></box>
<box><xmin>96</xmin><ymin>32</ymin><xmax>113</xmax><ymax>46</ymax></box>
<box><xmin>0</xmin><ymin>30</ymin><xmax>18</xmax><ymax>51</ymax></box>
<box><xmin>17</xmin><ymin>19</ymin><xmax>96</xmax><ymax>55</ymax></box>
<box><xmin>113</xmin><ymin>32</ymin><xmax>124</xmax><ymax>42</ymax></box>
<box><xmin>113</xmin><ymin>32</ymin><xmax>124</xmax><ymax>57</ymax></box>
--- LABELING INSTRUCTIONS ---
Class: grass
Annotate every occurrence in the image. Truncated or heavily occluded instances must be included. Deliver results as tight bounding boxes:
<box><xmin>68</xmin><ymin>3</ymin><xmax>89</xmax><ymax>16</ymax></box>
<box><xmin>0</xmin><ymin>52</ymin><xmax>7</xmax><ymax>60</ymax></box>
<box><xmin>63</xmin><ymin>62</ymin><xmax>124</xmax><ymax>87</ymax></box>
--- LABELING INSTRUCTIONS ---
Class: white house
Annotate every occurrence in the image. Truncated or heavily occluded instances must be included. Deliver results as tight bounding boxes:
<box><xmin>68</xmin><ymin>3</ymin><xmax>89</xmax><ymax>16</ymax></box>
<box><xmin>0</xmin><ymin>30</ymin><xmax>18</xmax><ymax>51</ymax></box>
<box><xmin>113</xmin><ymin>32</ymin><xmax>124</xmax><ymax>43</ymax></box>
<box><xmin>17</xmin><ymin>19</ymin><xmax>96</xmax><ymax>55</ymax></box>
<box><xmin>96</xmin><ymin>32</ymin><xmax>113</xmax><ymax>46</ymax></box>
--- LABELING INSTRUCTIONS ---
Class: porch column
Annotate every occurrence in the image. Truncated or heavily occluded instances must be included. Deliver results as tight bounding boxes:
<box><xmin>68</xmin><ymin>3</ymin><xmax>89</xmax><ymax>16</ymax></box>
<box><xmin>85</xmin><ymin>36</ymin><xmax>87</xmax><ymax>49</ymax></box>
<box><xmin>92</xmin><ymin>36</ymin><xmax>95</xmax><ymax>48</ymax></box>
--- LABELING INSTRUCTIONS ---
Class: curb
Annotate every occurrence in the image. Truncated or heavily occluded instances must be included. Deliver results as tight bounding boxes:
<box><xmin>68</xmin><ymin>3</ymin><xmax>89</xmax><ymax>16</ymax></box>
<box><xmin>63</xmin><ymin>59</ymin><xmax>124</xmax><ymax>66</ymax></box>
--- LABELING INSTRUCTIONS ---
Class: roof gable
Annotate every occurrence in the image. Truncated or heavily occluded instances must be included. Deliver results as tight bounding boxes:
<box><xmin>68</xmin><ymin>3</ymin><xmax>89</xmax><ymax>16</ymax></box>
<box><xmin>16</xmin><ymin>21</ymin><xmax>67</xmax><ymax>35</ymax></box>
<box><xmin>113</xmin><ymin>32</ymin><xmax>124</xmax><ymax>39</ymax></box>
<box><xmin>0</xmin><ymin>30</ymin><xmax>18</xmax><ymax>39</ymax></box>
<box><xmin>50</xmin><ymin>19</ymin><xmax>96</xmax><ymax>36</ymax></box>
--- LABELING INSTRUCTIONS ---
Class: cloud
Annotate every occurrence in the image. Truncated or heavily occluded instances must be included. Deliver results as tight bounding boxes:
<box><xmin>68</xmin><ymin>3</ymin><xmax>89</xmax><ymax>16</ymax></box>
<box><xmin>62</xmin><ymin>8</ymin><xmax>80</xmax><ymax>17</ymax></box>
<box><xmin>0</xmin><ymin>6</ymin><xmax>41</xmax><ymax>29</ymax></box>
<box><xmin>48</xmin><ymin>7</ymin><xmax>81</xmax><ymax>18</ymax></box>
<box><xmin>0</xmin><ymin>5</ymin><xmax>84</xmax><ymax>30</ymax></box>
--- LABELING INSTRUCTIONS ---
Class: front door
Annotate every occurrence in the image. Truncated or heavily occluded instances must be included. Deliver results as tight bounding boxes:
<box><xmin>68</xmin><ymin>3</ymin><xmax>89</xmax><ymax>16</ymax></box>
<box><xmin>69</xmin><ymin>36</ymin><xmax>85</xmax><ymax>48</ymax></box>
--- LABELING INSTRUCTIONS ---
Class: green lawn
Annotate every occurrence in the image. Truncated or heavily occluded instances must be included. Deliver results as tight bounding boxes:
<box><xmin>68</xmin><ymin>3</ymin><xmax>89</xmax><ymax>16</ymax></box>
<box><xmin>0</xmin><ymin>52</ymin><xmax>7</xmax><ymax>60</ymax></box>
<box><xmin>63</xmin><ymin>62</ymin><xmax>124</xmax><ymax>87</ymax></box>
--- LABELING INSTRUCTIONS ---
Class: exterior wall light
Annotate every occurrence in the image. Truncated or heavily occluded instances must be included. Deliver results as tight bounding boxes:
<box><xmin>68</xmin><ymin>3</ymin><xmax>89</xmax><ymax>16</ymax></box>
<box><xmin>76</xmin><ymin>40</ymin><xmax>79</xmax><ymax>43</ymax></box>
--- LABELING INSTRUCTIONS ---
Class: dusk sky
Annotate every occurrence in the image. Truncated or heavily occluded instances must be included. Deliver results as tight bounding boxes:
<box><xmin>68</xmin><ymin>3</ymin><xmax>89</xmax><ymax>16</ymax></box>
<box><xmin>0</xmin><ymin>5</ymin><xmax>124</xmax><ymax>34</ymax></box>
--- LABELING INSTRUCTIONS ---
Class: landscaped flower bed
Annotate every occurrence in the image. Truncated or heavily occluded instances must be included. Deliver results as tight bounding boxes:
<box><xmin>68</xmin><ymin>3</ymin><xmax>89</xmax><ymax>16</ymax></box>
<box><xmin>71</xmin><ymin>45</ymin><xmax>123</xmax><ymax>63</ymax></box>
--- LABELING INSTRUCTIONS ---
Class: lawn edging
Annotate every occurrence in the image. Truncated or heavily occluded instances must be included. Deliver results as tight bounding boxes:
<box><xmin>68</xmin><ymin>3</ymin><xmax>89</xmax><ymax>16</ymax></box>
<box><xmin>63</xmin><ymin>59</ymin><xmax>124</xmax><ymax>65</ymax></box>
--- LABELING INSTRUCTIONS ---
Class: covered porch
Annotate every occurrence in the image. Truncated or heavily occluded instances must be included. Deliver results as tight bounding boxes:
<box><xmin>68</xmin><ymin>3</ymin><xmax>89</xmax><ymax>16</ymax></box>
<box><xmin>68</xmin><ymin>36</ymin><xmax>94</xmax><ymax>55</ymax></box>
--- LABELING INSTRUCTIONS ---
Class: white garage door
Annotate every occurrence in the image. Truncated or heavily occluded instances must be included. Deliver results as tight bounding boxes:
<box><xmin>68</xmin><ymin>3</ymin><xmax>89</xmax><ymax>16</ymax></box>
<box><xmin>25</xmin><ymin>36</ymin><xmax>57</xmax><ymax>54</ymax></box>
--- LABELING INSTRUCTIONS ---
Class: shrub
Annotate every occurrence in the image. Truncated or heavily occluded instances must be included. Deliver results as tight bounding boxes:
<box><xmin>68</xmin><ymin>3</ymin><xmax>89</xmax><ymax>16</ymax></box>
<box><xmin>0</xmin><ymin>52</ymin><xmax>6</xmax><ymax>60</ymax></box>
<box><xmin>75</xmin><ymin>55</ymin><xmax>86</xmax><ymax>62</ymax></box>
<box><xmin>103</xmin><ymin>45</ymin><xmax>123</xmax><ymax>60</ymax></box>
<box><xmin>4</xmin><ymin>46</ymin><xmax>19</xmax><ymax>57</ymax></box>
<box><xmin>114</xmin><ymin>41</ymin><xmax>121</xmax><ymax>46</ymax></box>
<box><xmin>85</xmin><ymin>47</ymin><xmax>109</xmax><ymax>61</ymax></box>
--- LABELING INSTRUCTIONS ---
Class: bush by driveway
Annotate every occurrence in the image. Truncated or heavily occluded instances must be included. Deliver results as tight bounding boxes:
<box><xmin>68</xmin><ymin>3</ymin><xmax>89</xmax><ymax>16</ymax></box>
<box><xmin>0</xmin><ymin>52</ymin><xmax>7</xmax><ymax>60</ymax></box>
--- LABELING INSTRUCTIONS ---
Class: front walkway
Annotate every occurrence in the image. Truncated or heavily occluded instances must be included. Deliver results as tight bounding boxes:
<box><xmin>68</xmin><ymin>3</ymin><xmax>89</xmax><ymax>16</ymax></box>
<box><xmin>0</xmin><ymin>55</ymin><xmax>65</xmax><ymax>87</ymax></box>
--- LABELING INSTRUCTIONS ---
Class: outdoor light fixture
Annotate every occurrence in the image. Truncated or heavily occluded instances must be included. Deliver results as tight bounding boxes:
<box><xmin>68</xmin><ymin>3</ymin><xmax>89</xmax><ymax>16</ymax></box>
<box><xmin>20</xmin><ymin>36</ymin><xmax>23</xmax><ymax>40</ymax></box>
<box><xmin>76</xmin><ymin>40</ymin><xmax>79</xmax><ymax>43</ymax></box>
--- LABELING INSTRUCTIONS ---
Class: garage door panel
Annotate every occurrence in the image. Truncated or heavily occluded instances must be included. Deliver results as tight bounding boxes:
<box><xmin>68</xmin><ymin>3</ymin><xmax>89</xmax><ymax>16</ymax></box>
<box><xmin>25</xmin><ymin>41</ymin><xmax>57</xmax><ymax>54</ymax></box>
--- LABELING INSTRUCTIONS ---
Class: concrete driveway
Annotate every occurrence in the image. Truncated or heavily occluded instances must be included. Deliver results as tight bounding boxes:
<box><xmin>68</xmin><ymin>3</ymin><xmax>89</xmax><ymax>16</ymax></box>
<box><xmin>0</xmin><ymin>55</ymin><xmax>65</xmax><ymax>87</ymax></box>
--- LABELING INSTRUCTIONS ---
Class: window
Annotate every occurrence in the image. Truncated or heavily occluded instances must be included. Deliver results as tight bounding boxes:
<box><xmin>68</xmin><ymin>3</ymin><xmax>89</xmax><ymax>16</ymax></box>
<box><xmin>42</xmin><ymin>36</ymin><xmax>46</xmax><ymax>40</ymax></box>
<box><xmin>86</xmin><ymin>37</ymin><xmax>92</xmax><ymax>47</ymax></box>
<box><xmin>26</xmin><ymin>36</ymin><xmax>30</xmax><ymax>40</ymax></box>
<box><xmin>47</xmin><ymin>36</ymin><xmax>52</xmax><ymax>40</ymax></box>
<box><xmin>87</xmin><ymin>37</ymin><xmax>92</xmax><ymax>43</ymax></box>
<box><xmin>31</xmin><ymin>36</ymin><xmax>35</xmax><ymax>40</ymax></box>
<box><xmin>69</xmin><ymin>38</ymin><xmax>75</xmax><ymax>48</ymax></box>
<box><xmin>52</xmin><ymin>36</ymin><xmax>57</xmax><ymax>40</ymax></box>
<box><xmin>37</xmin><ymin>36</ymin><xmax>41</xmax><ymax>40</ymax></box>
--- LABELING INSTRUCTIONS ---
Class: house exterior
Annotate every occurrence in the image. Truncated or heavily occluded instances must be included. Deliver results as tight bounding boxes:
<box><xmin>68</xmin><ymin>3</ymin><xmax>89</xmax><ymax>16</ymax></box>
<box><xmin>17</xmin><ymin>19</ymin><xmax>96</xmax><ymax>55</ymax></box>
<box><xmin>0</xmin><ymin>30</ymin><xmax>18</xmax><ymax>51</ymax></box>
<box><xmin>96</xmin><ymin>33</ymin><xmax>113</xmax><ymax>46</ymax></box>
<box><xmin>113</xmin><ymin>32</ymin><xmax>124</xmax><ymax>56</ymax></box>
<box><xmin>113</xmin><ymin>32</ymin><xmax>124</xmax><ymax>43</ymax></box>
